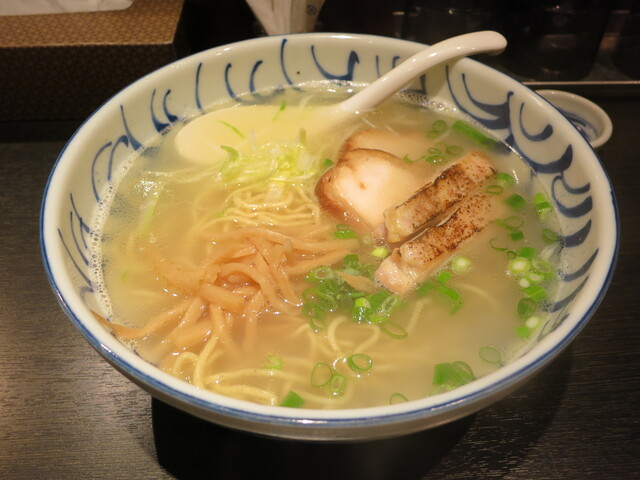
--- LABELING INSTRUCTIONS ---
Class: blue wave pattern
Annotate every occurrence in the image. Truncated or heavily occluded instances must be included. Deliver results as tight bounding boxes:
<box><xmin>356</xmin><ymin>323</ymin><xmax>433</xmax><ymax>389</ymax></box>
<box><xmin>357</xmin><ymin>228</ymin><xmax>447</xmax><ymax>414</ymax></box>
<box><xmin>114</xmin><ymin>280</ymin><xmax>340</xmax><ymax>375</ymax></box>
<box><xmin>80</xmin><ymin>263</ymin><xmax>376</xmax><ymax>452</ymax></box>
<box><xmin>59</xmin><ymin>37</ymin><xmax>592</xmax><ymax>343</ymax></box>
<box><xmin>445</xmin><ymin>67</ymin><xmax>596</xmax><ymax>339</ymax></box>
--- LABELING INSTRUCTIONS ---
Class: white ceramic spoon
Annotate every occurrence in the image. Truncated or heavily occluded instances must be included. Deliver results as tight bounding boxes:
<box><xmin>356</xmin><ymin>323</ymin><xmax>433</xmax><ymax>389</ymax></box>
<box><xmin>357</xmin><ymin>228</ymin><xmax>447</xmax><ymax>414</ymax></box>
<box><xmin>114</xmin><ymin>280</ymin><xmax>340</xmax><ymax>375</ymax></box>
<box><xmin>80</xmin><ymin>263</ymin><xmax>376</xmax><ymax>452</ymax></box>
<box><xmin>175</xmin><ymin>31</ymin><xmax>507</xmax><ymax>165</ymax></box>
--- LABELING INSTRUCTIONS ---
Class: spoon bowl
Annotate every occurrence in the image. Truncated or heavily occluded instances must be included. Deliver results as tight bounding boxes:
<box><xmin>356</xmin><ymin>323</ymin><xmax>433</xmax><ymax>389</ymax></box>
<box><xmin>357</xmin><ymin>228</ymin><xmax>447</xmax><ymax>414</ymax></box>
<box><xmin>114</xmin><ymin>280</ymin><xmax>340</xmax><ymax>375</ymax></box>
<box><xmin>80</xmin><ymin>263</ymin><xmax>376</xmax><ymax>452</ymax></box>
<box><xmin>175</xmin><ymin>31</ymin><xmax>507</xmax><ymax>165</ymax></box>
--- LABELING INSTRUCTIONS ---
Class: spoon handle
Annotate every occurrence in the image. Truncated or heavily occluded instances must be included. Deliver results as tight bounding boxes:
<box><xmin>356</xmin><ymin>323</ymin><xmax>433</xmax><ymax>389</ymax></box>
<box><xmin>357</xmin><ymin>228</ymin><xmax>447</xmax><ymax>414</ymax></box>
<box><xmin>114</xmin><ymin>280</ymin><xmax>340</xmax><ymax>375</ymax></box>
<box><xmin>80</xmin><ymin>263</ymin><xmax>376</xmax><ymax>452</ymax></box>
<box><xmin>338</xmin><ymin>31</ymin><xmax>507</xmax><ymax>115</ymax></box>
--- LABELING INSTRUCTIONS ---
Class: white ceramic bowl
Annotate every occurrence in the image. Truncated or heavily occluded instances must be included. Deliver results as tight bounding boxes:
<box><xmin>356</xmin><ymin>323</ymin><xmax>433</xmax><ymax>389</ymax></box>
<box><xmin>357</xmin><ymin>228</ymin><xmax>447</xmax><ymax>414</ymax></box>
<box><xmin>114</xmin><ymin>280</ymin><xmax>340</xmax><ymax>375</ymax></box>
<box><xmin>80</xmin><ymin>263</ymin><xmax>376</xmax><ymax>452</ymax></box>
<box><xmin>40</xmin><ymin>33</ymin><xmax>618</xmax><ymax>441</ymax></box>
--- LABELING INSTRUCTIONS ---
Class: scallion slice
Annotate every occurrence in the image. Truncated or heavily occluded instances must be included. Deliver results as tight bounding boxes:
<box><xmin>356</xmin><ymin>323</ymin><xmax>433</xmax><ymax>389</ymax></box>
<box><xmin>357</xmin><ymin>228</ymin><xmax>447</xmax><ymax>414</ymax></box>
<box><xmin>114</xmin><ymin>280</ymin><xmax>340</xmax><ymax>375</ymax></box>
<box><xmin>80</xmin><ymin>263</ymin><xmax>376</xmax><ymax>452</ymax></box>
<box><xmin>489</xmin><ymin>237</ymin><xmax>509</xmax><ymax>251</ymax></box>
<box><xmin>542</xmin><ymin>228</ymin><xmax>559</xmax><ymax>244</ymax></box>
<box><xmin>436</xmin><ymin>270</ymin><xmax>452</xmax><ymax>285</ymax></box>
<box><xmin>516</xmin><ymin>325</ymin><xmax>531</xmax><ymax>339</ymax></box>
<box><xmin>310</xmin><ymin>362</ymin><xmax>333</xmax><ymax>387</ymax></box>
<box><xmin>334</xmin><ymin>223</ymin><xmax>358</xmax><ymax>239</ymax></box>
<box><xmin>508</xmin><ymin>257</ymin><xmax>531</xmax><ymax>275</ymax></box>
<box><xmin>505</xmin><ymin>193</ymin><xmax>527</xmax><ymax>210</ymax></box>
<box><xmin>370</xmin><ymin>246</ymin><xmax>390</xmax><ymax>258</ymax></box>
<box><xmin>380</xmin><ymin>321</ymin><xmax>408</xmax><ymax>339</ymax></box>
<box><xmin>494</xmin><ymin>172</ymin><xmax>515</xmax><ymax>185</ymax></box>
<box><xmin>524</xmin><ymin>284</ymin><xmax>547</xmax><ymax>302</ymax></box>
<box><xmin>451</xmin><ymin>120</ymin><xmax>497</xmax><ymax>148</ymax></box>
<box><xmin>329</xmin><ymin>374</ymin><xmax>346</xmax><ymax>397</ymax></box>
<box><xmin>347</xmin><ymin>354</ymin><xmax>374</xmax><ymax>373</ymax></box>
<box><xmin>425</xmin><ymin>154</ymin><xmax>447</xmax><ymax>163</ymax></box>
<box><xmin>280</xmin><ymin>390</ymin><xmax>304</xmax><ymax>408</ymax></box>
<box><xmin>510</xmin><ymin>230</ymin><xmax>524</xmax><ymax>241</ymax></box>
<box><xmin>263</xmin><ymin>354</ymin><xmax>283</xmax><ymax>370</ymax></box>
<box><xmin>479</xmin><ymin>346</ymin><xmax>503</xmax><ymax>365</ymax></box>
<box><xmin>485</xmin><ymin>184</ymin><xmax>504</xmax><ymax>195</ymax></box>
<box><xmin>451</xmin><ymin>256</ymin><xmax>472</xmax><ymax>273</ymax></box>
<box><xmin>446</xmin><ymin>145</ymin><xmax>463</xmax><ymax>156</ymax></box>
<box><xmin>389</xmin><ymin>393</ymin><xmax>409</xmax><ymax>404</ymax></box>
<box><xmin>517</xmin><ymin>297</ymin><xmax>537</xmax><ymax>320</ymax></box>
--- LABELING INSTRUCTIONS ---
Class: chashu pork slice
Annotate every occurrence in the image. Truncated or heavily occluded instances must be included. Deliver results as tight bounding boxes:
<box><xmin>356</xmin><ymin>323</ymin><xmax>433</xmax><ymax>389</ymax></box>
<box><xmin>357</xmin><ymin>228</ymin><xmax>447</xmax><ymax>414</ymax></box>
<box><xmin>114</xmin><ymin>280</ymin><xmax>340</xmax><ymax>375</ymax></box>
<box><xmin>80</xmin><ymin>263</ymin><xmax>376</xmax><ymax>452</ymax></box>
<box><xmin>316</xmin><ymin>148</ymin><xmax>425</xmax><ymax>233</ymax></box>
<box><xmin>341</xmin><ymin>128</ymin><xmax>434</xmax><ymax>160</ymax></box>
<box><xmin>384</xmin><ymin>151</ymin><xmax>496</xmax><ymax>243</ymax></box>
<box><xmin>376</xmin><ymin>192</ymin><xmax>498</xmax><ymax>295</ymax></box>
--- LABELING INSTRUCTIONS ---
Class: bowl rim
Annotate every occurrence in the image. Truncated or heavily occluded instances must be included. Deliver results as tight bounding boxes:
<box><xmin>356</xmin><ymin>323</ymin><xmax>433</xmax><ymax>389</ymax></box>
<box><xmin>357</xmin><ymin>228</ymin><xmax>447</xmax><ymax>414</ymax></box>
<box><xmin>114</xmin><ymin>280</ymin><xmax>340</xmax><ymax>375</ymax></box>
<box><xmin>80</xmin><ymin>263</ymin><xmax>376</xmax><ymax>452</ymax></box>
<box><xmin>535</xmin><ymin>89</ymin><xmax>613</xmax><ymax>149</ymax></box>
<box><xmin>39</xmin><ymin>32</ymin><xmax>620</xmax><ymax>435</ymax></box>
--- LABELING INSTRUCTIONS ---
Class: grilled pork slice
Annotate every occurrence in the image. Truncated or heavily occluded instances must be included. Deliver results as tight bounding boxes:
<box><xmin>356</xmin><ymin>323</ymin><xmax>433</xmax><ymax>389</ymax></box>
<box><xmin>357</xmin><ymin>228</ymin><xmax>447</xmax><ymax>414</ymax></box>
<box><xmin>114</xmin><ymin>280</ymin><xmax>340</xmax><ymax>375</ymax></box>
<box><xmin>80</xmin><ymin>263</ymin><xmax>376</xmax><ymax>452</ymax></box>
<box><xmin>316</xmin><ymin>148</ymin><xmax>425</xmax><ymax>233</ymax></box>
<box><xmin>376</xmin><ymin>192</ymin><xmax>497</xmax><ymax>295</ymax></box>
<box><xmin>384</xmin><ymin>152</ymin><xmax>496</xmax><ymax>243</ymax></box>
<box><xmin>341</xmin><ymin>128</ymin><xmax>433</xmax><ymax>160</ymax></box>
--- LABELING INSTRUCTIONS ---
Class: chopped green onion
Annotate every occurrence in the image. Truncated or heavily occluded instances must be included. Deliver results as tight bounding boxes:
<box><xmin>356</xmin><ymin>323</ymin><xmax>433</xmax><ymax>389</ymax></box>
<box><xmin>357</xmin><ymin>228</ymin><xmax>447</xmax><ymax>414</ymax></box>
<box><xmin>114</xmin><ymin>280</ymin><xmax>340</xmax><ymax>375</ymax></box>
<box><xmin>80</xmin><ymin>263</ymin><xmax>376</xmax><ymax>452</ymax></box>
<box><xmin>433</xmin><ymin>361</ymin><xmax>476</xmax><ymax>388</ymax></box>
<box><xmin>436</xmin><ymin>270</ymin><xmax>452</xmax><ymax>285</ymax></box>
<box><xmin>217</xmin><ymin>120</ymin><xmax>245</xmax><ymax>139</ymax></box>
<box><xmin>479</xmin><ymin>346</ymin><xmax>503</xmax><ymax>365</ymax></box>
<box><xmin>452</xmin><ymin>361</ymin><xmax>475</xmax><ymax>383</ymax></box>
<box><xmin>526</xmin><ymin>271</ymin><xmax>545</xmax><ymax>284</ymax></box>
<box><xmin>404</xmin><ymin>154</ymin><xmax>426</xmax><ymax>163</ymax></box>
<box><xmin>505</xmin><ymin>193</ymin><xmax>527</xmax><ymax>210</ymax></box>
<box><xmin>451</xmin><ymin>120</ymin><xmax>497</xmax><ymax>148</ymax></box>
<box><xmin>517</xmin><ymin>297</ymin><xmax>537</xmax><ymax>320</ymax></box>
<box><xmin>510</xmin><ymin>230</ymin><xmax>524</xmax><ymax>241</ymax></box>
<box><xmin>437</xmin><ymin>285</ymin><xmax>463</xmax><ymax>313</ymax></box>
<box><xmin>542</xmin><ymin>228</ymin><xmax>559</xmax><ymax>244</ymax></box>
<box><xmin>334</xmin><ymin>223</ymin><xmax>358</xmax><ymax>239</ymax></box>
<box><xmin>430</xmin><ymin>384</ymin><xmax>453</xmax><ymax>396</ymax></box>
<box><xmin>389</xmin><ymin>393</ymin><xmax>409</xmax><ymax>404</ymax></box>
<box><xmin>416</xmin><ymin>281</ymin><xmax>437</xmax><ymax>295</ymax></box>
<box><xmin>531</xmin><ymin>257</ymin><xmax>554</xmax><ymax>274</ymax></box>
<box><xmin>485</xmin><ymin>185</ymin><xmax>504</xmax><ymax>195</ymax></box>
<box><xmin>446</xmin><ymin>145</ymin><xmax>463</xmax><ymax>156</ymax></box>
<box><xmin>354</xmin><ymin>297</ymin><xmax>371</xmax><ymax>309</ymax></box>
<box><xmin>352</xmin><ymin>305</ymin><xmax>370</xmax><ymax>323</ymax></box>
<box><xmin>329</xmin><ymin>374</ymin><xmax>346</xmax><ymax>397</ymax></box>
<box><xmin>428</xmin><ymin>145</ymin><xmax>442</xmax><ymax>155</ymax></box>
<box><xmin>489</xmin><ymin>237</ymin><xmax>509</xmax><ymax>251</ymax></box>
<box><xmin>306</xmin><ymin>266</ymin><xmax>335</xmax><ymax>283</ymax></box>
<box><xmin>535</xmin><ymin>202</ymin><xmax>552</xmax><ymax>217</ymax></box>
<box><xmin>425</xmin><ymin>154</ymin><xmax>447</xmax><ymax>163</ymax></box>
<box><xmin>370</xmin><ymin>246</ymin><xmax>390</xmax><ymax>258</ymax></box>
<box><xmin>497</xmin><ymin>216</ymin><xmax>524</xmax><ymax>231</ymax></box>
<box><xmin>380</xmin><ymin>321</ymin><xmax>408</xmax><ymax>339</ymax></box>
<box><xmin>377</xmin><ymin>295</ymin><xmax>401</xmax><ymax>315</ymax></box>
<box><xmin>367</xmin><ymin>313</ymin><xmax>388</xmax><ymax>325</ymax></box>
<box><xmin>432</xmin><ymin>119</ymin><xmax>448</xmax><ymax>132</ymax></box>
<box><xmin>516</xmin><ymin>247</ymin><xmax>537</xmax><ymax>259</ymax></box>
<box><xmin>263</xmin><ymin>354</ymin><xmax>283</xmax><ymax>370</ymax></box>
<box><xmin>508</xmin><ymin>257</ymin><xmax>531</xmax><ymax>275</ymax></box>
<box><xmin>310</xmin><ymin>362</ymin><xmax>333</xmax><ymax>387</ymax></box>
<box><xmin>516</xmin><ymin>325</ymin><xmax>531</xmax><ymax>339</ymax></box>
<box><xmin>494</xmin><ymin>172</ymin><xmax>515</xmax><ymax>185</ymax></box>
<box><xmin>308</xmin><ymin>315</ymin><xmax>327</xmax><ymax>332</ymax></box>
<box><xmin>272</xmin><ymin>100</ymin><xmax>287</xmax><ymax>121</ymax></box>
<box><xmin>323</xmin><ymin>158</ymin><xmax>334</xmax><ymax>169</ymax></box>
<box><xmin>518</xmin><ymin>277</ymin><xmax>531</xmax><ymax>289</ymax></box>
<box><xmin>533</xmin><ymin>193</ymin><xmax>553</xmax><ymax>217</ymax></box>
<box><xmin>525</xmin><ymin>315</ymin><xmax>541</xmax><ymax>329</ymax></box>
<box><xmin>280</xmin><ymin>390</ymin><xmax>304</xmax><ymax>408</ymax></box>
<box><xmin>347</xmin><ymin>354</ymin><xmax>374</xmax><ymax>373</ymax></box>
<box><xmin>524</xmin><ymin>284</ymin><xmax>547</xmax><ymax>302</ymax></box>
<box><xmin>451</xmin><ymin>256</ymin><xmax>472</xmax><ymax>273</ymax></box>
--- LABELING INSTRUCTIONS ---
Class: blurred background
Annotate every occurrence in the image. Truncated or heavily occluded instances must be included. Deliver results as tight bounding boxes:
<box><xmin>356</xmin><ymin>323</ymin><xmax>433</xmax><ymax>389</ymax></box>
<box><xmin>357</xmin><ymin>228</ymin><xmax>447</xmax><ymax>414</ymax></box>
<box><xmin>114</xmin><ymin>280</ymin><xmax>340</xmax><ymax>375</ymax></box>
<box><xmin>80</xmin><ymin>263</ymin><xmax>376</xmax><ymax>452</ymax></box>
<box><xmin>0</xmin><ymin>0</ymin><xmax>638</xmax><ymax>122</ymax></box>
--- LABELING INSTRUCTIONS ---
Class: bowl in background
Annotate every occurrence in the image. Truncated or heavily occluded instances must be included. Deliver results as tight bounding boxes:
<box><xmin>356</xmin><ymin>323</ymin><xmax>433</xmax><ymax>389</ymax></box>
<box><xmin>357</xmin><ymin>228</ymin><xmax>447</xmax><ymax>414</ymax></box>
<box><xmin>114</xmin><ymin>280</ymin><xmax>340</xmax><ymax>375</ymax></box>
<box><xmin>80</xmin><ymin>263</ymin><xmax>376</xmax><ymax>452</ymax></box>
<box><xmin>536</xmin><ymin>89</ymin><xmax>613</xmax><ymax>149</ymax></box>
<box><xmin>40</xmin><ymin>33</ymin><xmax>618</xmax><ymax>441</ymax></box>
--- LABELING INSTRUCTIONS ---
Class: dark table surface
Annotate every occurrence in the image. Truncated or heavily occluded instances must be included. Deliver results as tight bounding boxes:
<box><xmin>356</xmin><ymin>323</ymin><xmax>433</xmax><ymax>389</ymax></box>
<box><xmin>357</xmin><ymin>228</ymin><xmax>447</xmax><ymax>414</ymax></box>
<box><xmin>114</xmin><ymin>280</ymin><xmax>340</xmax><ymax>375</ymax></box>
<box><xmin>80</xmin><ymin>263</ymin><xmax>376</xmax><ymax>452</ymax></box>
<box><xmin>1</xmin><ymin>95</ymin><xmax>638</xmax><ymax>480</ymax></box>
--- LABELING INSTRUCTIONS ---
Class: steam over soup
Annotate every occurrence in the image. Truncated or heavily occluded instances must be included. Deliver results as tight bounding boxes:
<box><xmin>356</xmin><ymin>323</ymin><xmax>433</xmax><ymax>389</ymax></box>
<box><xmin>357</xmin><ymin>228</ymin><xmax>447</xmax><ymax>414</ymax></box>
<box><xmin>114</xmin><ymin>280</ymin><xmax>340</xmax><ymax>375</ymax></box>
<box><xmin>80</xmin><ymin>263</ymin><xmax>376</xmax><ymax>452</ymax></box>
<box><xmin>92</xmin><ymin>88</ymin><xmax>563</xmax><ymax>409</ymax></box>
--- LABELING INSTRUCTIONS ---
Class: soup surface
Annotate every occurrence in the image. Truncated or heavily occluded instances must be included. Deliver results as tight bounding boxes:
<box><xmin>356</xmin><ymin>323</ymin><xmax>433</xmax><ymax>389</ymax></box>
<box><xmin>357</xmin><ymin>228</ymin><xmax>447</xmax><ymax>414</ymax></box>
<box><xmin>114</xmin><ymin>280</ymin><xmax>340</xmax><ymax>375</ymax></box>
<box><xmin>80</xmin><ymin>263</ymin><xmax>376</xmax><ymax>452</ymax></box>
<box><xmin>92</xmin><ymin>87</ymin><xmax>562</xmax><ymax>409</ymax></box>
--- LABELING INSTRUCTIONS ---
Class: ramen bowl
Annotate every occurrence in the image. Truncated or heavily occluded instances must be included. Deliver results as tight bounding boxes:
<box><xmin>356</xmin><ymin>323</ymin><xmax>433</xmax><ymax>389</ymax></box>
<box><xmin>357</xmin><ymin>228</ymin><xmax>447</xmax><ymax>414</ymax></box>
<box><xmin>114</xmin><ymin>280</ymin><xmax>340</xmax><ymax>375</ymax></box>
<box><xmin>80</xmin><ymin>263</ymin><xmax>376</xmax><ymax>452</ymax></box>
<box><xmin>40</xmin><ymin>33</ymin><xmax>618</xmax><ymax>441</ymax></box>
